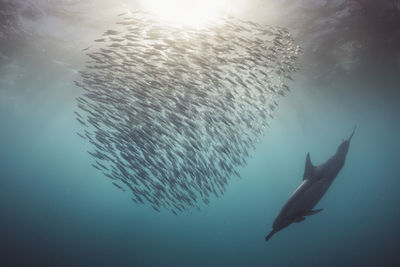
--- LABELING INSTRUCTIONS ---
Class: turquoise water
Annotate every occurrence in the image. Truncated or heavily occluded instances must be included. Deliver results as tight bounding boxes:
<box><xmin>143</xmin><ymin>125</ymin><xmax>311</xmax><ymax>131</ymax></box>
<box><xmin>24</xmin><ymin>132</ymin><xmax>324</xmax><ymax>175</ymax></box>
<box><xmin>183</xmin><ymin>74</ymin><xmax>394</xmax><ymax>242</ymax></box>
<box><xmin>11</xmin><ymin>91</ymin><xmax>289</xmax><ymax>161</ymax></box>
<box><xmin>2</xmin><ymin>73</ymin><xmax>399</xmax><ymax>266</ymax></box>
<box><xmin>1</xmin><ymin>1</ymin><xmax>400</xmax><ymax>266</ymax></box>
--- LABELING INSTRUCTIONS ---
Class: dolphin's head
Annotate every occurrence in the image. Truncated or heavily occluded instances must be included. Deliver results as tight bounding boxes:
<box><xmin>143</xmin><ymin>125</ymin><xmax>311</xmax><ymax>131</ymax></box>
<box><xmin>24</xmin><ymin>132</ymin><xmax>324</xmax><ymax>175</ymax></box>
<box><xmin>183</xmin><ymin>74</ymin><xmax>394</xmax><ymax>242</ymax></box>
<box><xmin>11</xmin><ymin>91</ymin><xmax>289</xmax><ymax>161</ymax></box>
<box><xmin>266</xmin><ymin>216</ymin><xmax>293</xmax><ymax>241</ymax></box>
<box><xmin>272</xmin><ymin>215</ymin><xmax>292</xmax><ymax>232</ymax></box>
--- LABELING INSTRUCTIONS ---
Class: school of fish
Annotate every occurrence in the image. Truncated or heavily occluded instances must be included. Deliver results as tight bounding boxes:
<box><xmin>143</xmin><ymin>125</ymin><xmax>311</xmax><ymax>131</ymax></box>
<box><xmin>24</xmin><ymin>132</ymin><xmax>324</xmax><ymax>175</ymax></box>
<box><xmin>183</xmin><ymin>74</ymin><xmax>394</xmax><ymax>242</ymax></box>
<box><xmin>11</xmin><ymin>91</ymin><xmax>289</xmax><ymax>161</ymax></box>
<box><xmin>74</xmin><ymin>11</ymin><xmax>302</xmax><ymax>214</ymax></box>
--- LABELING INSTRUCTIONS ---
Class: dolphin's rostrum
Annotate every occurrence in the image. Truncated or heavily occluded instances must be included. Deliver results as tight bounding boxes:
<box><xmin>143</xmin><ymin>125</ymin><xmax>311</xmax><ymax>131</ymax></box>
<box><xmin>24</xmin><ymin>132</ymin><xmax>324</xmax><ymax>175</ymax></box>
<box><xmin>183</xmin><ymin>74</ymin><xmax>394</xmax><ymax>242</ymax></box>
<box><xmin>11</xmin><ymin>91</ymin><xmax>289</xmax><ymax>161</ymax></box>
<box><xmin>265</xmin><ymin>127</ymin><xmax>356</xmax><ymax>241</ymax></box>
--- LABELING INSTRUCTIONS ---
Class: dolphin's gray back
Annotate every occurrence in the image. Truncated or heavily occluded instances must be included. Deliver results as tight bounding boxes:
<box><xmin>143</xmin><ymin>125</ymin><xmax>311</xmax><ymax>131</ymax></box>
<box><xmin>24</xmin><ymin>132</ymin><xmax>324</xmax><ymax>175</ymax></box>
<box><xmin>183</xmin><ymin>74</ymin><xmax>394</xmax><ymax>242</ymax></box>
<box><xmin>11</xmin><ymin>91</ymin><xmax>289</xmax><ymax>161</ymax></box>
<box><xmin>274</xmin><ymin>176</ymin><xmax>332</xmax><ymax>225</ymax></box>
<box><xmin>267</xmin><ymin>127</ymin><xmax>355</xmax><ymax>241</ymax></box>
<box><xmin>319</xmin><ymin>150</ymin><xmax>347</xmax><ymax>181</ymax></box>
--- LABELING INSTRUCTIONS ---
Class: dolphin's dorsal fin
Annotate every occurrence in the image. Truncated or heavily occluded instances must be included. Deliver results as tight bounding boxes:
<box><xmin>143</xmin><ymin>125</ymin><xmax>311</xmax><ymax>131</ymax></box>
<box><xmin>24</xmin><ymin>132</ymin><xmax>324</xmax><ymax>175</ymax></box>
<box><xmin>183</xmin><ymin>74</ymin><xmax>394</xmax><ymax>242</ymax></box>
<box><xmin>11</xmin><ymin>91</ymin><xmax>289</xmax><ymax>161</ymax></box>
<box><xmin>303</xmin><ymin>152</ymin><xmax>316</xmax><ymax>180</ymax></box>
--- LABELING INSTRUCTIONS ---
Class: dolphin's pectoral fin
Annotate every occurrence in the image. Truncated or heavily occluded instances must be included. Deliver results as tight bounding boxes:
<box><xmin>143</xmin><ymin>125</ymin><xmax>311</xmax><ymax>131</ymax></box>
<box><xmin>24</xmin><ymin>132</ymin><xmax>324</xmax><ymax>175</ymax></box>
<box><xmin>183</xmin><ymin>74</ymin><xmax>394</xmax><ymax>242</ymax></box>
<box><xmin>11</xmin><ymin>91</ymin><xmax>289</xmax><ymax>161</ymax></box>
<box><xmin>305</xmin><ymin>209</ymin><xmax>323</xmax><ymax>216</ymax></box>
<box><xmin>294</xmin><ymin>216</ymin><xmax>305</xmax><ymax>223</ymax></box>
<box><xmin>303</xmin><ymin>152</ymin><xmax>316</xmax><ymax>180</ymax></box>
<box><xmin>297</xmin><ymin>209</ymin><xmax>323</xmax><ymax>218</ymax></box>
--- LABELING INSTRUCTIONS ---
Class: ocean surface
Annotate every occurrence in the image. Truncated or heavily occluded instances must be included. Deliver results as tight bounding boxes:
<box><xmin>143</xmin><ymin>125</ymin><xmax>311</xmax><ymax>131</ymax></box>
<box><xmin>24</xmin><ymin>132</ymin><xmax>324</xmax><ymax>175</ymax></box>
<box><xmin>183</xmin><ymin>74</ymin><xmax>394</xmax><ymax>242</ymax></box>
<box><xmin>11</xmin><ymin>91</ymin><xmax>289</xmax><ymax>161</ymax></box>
<box><xmin>1</xmin><ymin>1</ymin><xmax>400</xmax><ymax>266</ymax></box>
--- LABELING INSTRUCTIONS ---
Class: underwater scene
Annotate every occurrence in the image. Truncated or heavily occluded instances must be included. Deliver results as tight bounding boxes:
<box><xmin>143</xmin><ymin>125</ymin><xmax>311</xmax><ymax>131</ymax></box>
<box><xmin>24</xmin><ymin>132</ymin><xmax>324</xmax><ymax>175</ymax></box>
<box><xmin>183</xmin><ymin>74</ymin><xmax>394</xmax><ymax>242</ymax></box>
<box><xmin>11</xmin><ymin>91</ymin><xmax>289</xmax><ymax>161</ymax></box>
<box><xmin>1</xmin><ymin>0</ymin><xmax>400</xmax><ymax>266</ymax></box>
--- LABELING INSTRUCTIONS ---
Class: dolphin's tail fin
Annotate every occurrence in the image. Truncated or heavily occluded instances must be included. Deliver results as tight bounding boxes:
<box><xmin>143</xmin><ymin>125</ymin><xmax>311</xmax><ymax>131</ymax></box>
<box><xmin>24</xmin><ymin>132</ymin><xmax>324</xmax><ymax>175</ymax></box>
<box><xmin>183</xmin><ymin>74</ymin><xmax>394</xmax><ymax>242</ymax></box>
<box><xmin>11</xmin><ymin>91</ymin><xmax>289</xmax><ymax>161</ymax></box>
<box><xmin>348</xmin><ymin>125</ymin><xmax>357</xmax><ymax>142</ymax></box>
<box><xmin>265</xmin><ymin>229</ymin><xmax>276</xmax><ymax>242</ymax></box>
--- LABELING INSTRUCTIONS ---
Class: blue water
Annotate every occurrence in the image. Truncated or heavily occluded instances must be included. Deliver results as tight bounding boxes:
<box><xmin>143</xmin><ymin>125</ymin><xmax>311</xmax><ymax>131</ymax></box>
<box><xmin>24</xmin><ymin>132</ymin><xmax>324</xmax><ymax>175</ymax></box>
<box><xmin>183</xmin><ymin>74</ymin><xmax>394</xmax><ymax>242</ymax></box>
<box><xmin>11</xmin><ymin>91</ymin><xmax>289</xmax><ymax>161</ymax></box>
<box><xmin>2</xmin><ymin>1</ymin><xmax>400</xmax><ymax>266</ymax></box>
<box><xmin>1</xmin><ymin>71</ymin><xmax>399</xmax><ymax>266</ymax></box>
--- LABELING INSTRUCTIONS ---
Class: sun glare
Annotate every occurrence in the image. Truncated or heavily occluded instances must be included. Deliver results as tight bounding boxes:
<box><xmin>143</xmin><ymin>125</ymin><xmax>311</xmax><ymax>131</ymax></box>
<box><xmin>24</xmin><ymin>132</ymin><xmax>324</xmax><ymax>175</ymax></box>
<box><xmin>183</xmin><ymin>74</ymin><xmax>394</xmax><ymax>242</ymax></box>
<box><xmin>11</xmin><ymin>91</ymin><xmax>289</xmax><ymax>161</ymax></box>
<box><xmin>139</xmin><ymin>0</ymin><xmax>232</xmax><ymax>27</ymax></box>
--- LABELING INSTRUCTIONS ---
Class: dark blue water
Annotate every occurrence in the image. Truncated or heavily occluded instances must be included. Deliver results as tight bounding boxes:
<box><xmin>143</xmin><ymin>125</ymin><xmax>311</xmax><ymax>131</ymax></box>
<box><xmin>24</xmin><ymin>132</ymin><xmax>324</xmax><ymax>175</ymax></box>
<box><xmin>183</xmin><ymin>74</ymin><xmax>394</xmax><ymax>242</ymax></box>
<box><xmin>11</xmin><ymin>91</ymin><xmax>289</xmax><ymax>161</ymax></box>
<box><xmin>2</xmin><ymin>74</ymin><xmax>399</xmax><ymax>266</ymax></box>
<box><xmin>1</xmin><ymin>1</ymin><xmax>400</xmax><ymax>266</ymax></box>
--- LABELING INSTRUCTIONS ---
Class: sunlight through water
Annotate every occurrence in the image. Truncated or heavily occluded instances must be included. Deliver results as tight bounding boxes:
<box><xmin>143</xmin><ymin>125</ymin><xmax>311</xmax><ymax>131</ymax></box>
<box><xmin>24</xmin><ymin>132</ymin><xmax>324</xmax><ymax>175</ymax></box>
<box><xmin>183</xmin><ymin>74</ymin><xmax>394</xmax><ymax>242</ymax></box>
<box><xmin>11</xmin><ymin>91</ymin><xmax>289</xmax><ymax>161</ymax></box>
<box><xmin>138</xmin><ymin>0</ymin><xmax>233</xmax><ymax>27</ymax></box>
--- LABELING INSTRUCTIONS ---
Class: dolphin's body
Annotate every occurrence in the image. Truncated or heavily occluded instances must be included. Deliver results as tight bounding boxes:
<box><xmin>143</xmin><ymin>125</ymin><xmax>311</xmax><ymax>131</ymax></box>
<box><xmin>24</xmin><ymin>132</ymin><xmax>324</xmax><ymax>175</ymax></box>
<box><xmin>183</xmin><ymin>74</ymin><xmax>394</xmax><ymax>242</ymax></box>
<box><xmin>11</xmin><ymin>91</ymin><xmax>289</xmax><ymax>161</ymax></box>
<box><xmin>265</xmin><ymin>127</ymin><xmax>356</xmax><ymax>241</ymax></box>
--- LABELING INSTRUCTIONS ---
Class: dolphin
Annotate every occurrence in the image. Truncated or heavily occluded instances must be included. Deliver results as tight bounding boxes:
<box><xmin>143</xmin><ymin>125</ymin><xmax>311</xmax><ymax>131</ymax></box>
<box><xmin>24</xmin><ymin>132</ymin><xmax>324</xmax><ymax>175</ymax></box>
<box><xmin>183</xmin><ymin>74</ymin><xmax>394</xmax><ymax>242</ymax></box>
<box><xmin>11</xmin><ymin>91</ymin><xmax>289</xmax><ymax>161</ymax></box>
<box><xmin>265</xmin><ymin>127</ymin><xmax>356</xmax><ymax>241</ymax></box>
